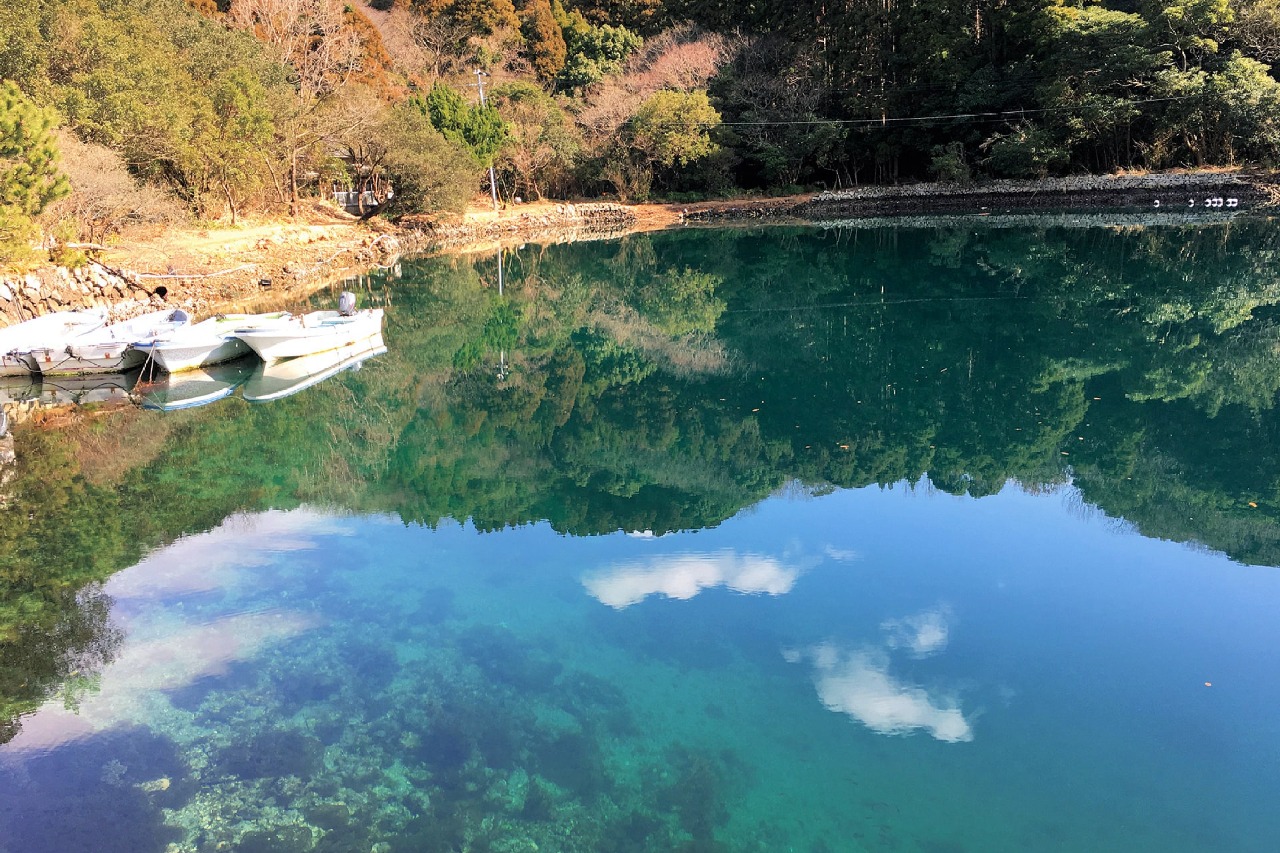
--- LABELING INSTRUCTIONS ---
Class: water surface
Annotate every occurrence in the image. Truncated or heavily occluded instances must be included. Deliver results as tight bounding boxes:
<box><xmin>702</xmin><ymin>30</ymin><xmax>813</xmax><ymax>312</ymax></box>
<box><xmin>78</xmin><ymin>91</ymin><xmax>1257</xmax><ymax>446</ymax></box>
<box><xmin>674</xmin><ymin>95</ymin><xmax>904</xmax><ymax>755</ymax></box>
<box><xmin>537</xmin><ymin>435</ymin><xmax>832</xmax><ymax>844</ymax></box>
<box><xmin>3</xmin><ymin>219</ymin><xmax>1280</xmax><ymax>852</ymax></box>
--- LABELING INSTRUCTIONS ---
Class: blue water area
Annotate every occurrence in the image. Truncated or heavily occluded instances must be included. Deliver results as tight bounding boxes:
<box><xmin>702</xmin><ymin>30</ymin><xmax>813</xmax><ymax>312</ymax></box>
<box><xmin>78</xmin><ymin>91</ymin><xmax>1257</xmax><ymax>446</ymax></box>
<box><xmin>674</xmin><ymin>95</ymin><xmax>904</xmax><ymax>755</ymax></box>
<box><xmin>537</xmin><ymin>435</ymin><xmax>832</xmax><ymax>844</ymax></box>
<box><xmin>2</xmin><ymin>483</ymin><xmax>1278</xmax><ymax>852</ymax></box>
<box><xmin>5</xmin><ymin>220</ymin><xmax>1280</xmax><ymax>851</ymax></box>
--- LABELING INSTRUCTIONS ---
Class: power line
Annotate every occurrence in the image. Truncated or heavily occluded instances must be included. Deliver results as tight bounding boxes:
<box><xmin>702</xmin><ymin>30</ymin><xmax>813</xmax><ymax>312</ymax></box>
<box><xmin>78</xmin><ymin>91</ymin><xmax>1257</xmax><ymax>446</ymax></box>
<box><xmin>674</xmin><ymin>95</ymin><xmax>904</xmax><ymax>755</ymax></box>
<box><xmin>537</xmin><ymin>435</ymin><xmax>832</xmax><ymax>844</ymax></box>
<box><xmin>712</xmin><ymin>96</ymin><xmax>1195</xmax><ymax>129</ymax></box>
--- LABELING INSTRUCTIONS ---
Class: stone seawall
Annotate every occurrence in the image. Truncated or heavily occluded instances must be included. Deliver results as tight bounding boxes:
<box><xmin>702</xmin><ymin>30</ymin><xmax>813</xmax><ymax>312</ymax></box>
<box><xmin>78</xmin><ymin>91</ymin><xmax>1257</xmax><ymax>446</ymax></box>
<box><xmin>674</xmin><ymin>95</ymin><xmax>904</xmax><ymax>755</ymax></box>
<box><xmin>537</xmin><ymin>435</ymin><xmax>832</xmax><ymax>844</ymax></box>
<box><xmin>1</xmin><ymin>231</ymin><xmax>413</xmax><ymax>332</ymax></box>
<box><xmin>405</xmin><ymin>203</ymin><xmax>635</xmax><ymax>251</ymax></box>
<box><xmin>792</xmin><ymin>173</ymin><xmax>1273</xmax><ymax>219</ymax></box>
<box><xmin>0</xmin><ymin>262</ymin><xmax>161</xmax><ymax>327</ymax></box>
<box><xmin>676</xmin><ymin>173</ymin><xmax>1278</xmax><ymax>224</ymax></box>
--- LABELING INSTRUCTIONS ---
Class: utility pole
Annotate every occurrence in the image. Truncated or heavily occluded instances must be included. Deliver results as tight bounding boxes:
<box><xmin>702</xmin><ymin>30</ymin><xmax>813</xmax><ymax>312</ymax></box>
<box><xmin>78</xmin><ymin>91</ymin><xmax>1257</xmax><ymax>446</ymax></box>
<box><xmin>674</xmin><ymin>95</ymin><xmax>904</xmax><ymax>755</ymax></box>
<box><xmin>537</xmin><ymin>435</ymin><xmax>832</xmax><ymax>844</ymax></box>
<box><xmin>475</xmin><ymin>69</ymin><xmax>499</xmax><ymax>212</ymax></box>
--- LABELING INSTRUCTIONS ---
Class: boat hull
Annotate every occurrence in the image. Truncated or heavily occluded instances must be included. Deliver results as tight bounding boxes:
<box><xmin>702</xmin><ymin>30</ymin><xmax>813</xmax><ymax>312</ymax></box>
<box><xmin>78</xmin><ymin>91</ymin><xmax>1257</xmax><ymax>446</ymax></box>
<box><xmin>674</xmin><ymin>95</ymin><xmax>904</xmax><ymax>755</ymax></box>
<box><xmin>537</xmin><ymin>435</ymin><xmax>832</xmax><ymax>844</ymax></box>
<box><xmin>0</xmin><ymin>353</ymin><xmax>35</xmax><ymax>377</ymax></box>
<box><xmin>28</xmin><ymin>345</ymin><xmax>142</xmax><ymax>376</ymax></box>
<box><xmin>242</xmin><ymin>334</ymin><xmax>386</xmax><ymax>402</ymax></box>
<box><xmin>0</xmin><ymin>308</ymin><xmax>109</xmax><ymax>376</ymax></box>
<box><xmin>236</xmin><ymin>309</ymin><xmax>384</xmax><ymax>362</ymax></box>
<box><xmin>29</xmin><ymin>309</ymin><xmax>190</xmax><ymax>376</ymax></box>
<box><xmin>132</xmin><ymin>312</ymin><xmax>292</xmax><ymax>373</ymax></box>
<box><xmin>141</xmin><ymin>337</ymin><xmax>250</xmax><ymax>374</ymax></box>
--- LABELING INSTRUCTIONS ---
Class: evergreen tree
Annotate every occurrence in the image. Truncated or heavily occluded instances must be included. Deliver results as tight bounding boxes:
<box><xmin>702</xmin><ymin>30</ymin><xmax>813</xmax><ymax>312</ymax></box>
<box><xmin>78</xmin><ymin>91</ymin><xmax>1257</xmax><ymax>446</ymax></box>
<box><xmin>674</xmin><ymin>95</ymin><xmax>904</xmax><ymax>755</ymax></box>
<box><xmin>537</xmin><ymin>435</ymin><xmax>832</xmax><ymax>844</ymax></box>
<box><xmin>421</xmin><ymin>83</ymin><xmax>511</xmax><ymax>167</ymax></box>
<box><xmin>521</xmin><ymin>0</ymin><xmax>569</xmax><ymax>81</ymax></box>
<box><xmin>1</xmin><ymin>82</ymin><xmax>69</xmax><ymax>267</ymax></box>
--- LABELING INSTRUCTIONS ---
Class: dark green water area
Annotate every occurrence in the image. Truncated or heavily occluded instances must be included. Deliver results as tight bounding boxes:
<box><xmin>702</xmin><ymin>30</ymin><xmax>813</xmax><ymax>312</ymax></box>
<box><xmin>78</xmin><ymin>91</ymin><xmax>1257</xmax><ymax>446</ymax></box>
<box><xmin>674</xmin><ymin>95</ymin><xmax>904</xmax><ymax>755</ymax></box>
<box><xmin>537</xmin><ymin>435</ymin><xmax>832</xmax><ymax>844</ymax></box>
<box><xmin>4</xmin><ymin>218</ymin><xmax>1280</xmax><ymax>852</ymax></box>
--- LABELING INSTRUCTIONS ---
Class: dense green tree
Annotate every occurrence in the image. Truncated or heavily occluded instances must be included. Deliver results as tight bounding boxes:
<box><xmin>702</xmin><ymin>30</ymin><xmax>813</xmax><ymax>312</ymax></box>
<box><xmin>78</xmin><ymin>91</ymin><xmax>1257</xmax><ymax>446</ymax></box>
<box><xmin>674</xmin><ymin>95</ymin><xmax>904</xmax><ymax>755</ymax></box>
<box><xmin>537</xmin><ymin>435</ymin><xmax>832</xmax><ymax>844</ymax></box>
<box><xmin>197</xmin><ymin>69</ymin><xmax>275</xmax><ymax>224</ymax></box>
<box><xmin>422</xmin><ymin>83</ymin><xmax>512</xmax><ymax>167</ymax></box>
<box><xmin>381</xmin><ymin>100</ymin><xmax>480</xmax><ymax>212</ymax></box>
<box><xmin>0</xmin><ymin>81</ymin><xmax>69</xmax><ymax>266</ymax></box>
<box><xmin>711</xmin><ymin>38</ymin><xmax>846</xmax><ymax>188</ymax></box>
<box><xmin>561</xmin><ymin>0</ymin><xmax>663</xmax><ymax>33</ymax></box>
<box><xmin>630</xmin><ymin>89</ymin><xmax>720</xmax><ymax>168</ymax></box>
<box><xmin>555</xmin><ymin>12</ymin><xmax>642</xmax><ymax>91</ymax></box>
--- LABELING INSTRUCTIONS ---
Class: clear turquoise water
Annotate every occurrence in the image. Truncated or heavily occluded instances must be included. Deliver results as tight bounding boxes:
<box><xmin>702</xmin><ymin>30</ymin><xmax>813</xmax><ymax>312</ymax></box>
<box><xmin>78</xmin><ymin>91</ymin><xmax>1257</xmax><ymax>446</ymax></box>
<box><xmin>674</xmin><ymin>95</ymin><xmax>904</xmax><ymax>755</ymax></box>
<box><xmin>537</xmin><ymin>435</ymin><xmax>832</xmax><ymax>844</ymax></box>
<box><xmin>3</xmin><ymin>220</ymin><xmax>1280</xmax><ymax>852</ymax></box>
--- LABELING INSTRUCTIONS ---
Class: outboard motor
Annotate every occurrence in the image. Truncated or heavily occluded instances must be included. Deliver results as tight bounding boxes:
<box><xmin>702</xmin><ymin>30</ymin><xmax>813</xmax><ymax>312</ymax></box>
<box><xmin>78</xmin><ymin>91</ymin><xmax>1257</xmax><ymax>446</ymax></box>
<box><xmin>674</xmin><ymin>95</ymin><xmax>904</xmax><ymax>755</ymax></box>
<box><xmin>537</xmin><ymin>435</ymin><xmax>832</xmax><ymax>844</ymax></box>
<box><xmin>338</xmin><ymin>291</ymin><xmax>357</xmax><ymax>316</ymax></box>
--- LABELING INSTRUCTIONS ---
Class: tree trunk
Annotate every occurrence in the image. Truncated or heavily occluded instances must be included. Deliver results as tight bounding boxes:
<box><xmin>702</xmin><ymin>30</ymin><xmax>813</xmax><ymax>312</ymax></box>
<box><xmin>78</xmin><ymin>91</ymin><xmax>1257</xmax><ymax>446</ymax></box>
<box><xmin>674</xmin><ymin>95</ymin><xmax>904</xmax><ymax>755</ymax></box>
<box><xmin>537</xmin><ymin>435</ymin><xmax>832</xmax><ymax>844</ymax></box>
<box><xmin>263</xmin><ymin>153</ymin><xmax>288</xmax><ymax>206</ymax></box>
<box><xmin>289</xmin><ymin>147</ymin><xmax>299</xmax><ymax>218</ymax></box>
<box><xmin>222</xmin><ymin>181</ymin><xmax>238</xmax><ymax>226</ymax></box>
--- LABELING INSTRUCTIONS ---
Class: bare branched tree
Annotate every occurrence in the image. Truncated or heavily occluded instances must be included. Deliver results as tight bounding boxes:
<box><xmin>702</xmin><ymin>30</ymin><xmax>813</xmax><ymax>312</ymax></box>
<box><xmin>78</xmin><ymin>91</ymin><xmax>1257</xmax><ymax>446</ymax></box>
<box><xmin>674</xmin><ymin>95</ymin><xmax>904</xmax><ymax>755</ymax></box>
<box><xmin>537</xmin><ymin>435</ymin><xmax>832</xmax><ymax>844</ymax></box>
<box><xmin>228</xmin><ymin>0</ymin><xmax>366</xmax><ymax>214</ymax></box>
<box><xmin>45</xmin><ymin>130</ymin><xmax>187</xmax><ymax>245</ymax></box>
<box><xmin>228</xmin><ymin>0</ymin><xmax>363</xmax><ymax>98</ymax></box>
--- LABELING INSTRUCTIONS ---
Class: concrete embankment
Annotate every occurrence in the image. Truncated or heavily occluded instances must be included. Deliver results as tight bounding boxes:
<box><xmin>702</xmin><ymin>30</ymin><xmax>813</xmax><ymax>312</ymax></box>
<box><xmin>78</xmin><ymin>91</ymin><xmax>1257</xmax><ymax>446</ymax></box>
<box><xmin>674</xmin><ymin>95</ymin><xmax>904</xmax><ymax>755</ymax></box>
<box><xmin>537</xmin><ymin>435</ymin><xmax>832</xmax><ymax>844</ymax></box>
<box><xmin>680</xmin><ymin>173</ymin><xmax>1276</xmax><ymax>224</ymax></box>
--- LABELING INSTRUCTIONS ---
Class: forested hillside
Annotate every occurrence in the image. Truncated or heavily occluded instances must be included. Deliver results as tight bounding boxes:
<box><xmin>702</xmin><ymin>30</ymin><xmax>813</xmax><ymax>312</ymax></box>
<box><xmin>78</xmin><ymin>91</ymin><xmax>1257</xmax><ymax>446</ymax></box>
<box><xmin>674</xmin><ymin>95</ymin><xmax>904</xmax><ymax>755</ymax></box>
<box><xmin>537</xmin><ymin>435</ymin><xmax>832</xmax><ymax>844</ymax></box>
<box><xmin>5</xmin><ymin>0</ymin><xmax>1280</xmax><ymax>263</ymax></box>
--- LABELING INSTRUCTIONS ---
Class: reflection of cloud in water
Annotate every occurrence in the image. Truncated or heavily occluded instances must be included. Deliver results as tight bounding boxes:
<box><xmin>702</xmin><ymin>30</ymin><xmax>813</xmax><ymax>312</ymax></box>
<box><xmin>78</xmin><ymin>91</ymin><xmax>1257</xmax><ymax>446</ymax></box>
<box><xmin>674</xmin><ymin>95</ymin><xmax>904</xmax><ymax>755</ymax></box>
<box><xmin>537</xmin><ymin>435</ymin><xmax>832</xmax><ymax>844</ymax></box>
<box><xmin>3</xmin><ymin>508</ymin><xmax>337</xmax><ymax>756</ymax></box>
<box><xmin>584</xmin><ymin>550</ymin><xmax>801</xmax><ymax>608</ymax></box>
<box><xmin>108</xmin><ymin>508</ymin><xmax>345</xmax><ymax>603</ymax></box>
<box><xmin>786</xmin><ymin>605</ymin><xmax>971</xmax><ymax>743</ymax></box>
<box><xmin>882</xmin><ymin>606</ymin><xmax>951</xmax><ymax>657</ymax></box>
<box><xmin>794</xmin><ymin>643</ymin><xmax>973</xmax><ymax>743</ymax></box>
<box><xmin>5</xmin><ymin>610</ymin><xmax>320</xmax><ymax>755</ymax></box>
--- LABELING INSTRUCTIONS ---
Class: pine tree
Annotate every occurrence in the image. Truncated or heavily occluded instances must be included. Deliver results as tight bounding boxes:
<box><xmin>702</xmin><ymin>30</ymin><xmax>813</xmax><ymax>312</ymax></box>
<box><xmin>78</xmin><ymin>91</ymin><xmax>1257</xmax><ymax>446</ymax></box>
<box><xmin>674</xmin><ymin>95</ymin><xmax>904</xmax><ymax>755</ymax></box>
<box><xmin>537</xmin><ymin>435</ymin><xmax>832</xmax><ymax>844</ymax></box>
<box><xmin>1</xmin><ymin>82</ymin><xmax>69</xmax><ymax>267</ymax></box>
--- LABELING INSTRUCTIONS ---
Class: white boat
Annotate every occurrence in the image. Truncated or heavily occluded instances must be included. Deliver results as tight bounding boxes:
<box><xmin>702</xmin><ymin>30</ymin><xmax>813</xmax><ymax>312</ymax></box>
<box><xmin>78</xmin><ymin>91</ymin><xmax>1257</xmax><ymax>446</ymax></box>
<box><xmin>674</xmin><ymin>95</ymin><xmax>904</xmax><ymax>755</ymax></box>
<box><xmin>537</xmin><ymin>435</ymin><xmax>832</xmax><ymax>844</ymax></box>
<box><xmin>235</xmin><ymin>292</ymin><xmax>384</xmax><ymax>363</ymax></box>
<box><xmin>0</xmin><ymin>309</ymin><xmax>109</xmax><ymax>376</ymax></box>
<box><xmin>27</xmin><ymin>309</ymin><xmax>191</xmax><ymax>375</ymax></box>
<box><xmin>242</xmin><ymin>334</ymin><xmax>386</xmax><ymax>402</ymax></box>
<box><xmin>136</xmin><ymin>359</ymin><xmax>255</xmax><ymax>411</ymax></box>
<box><xmin>130</xmin><ymin>312</ymin><xmax>293</xmax><ymax>373</ymax></box>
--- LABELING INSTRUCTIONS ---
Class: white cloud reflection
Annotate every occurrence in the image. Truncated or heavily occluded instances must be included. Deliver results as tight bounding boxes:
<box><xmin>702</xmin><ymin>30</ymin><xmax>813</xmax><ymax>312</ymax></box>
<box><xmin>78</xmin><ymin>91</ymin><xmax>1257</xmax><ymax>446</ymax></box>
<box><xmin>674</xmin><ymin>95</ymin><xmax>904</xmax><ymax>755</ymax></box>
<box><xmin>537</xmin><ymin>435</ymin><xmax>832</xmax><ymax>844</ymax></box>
<box><xmin>882</xmin><ymin>606</ymin><xmax>951</xmax><ymax>658</ymax></box>
<box><xmin>786</xmin><ymin>605</ymin><xmax>972</xmax><ymax>743</ymax></box>
<box><xmin>108</xmin><ymin>508</ymin><xmax>344</xmax><ymax>603</ymax></box>
<box><xmin>2</xmin><ymin>509</ymin><xmax>335</xmax><ymax>756</ymax></box>
<box><xmin>802</xmin><ymin>644</ymin><xmax>973</xmax><ymax>743</ymax></box>
<box><xmin>5</xmin><ymin>610</ymin><xmax>320</xmax><ymax>755</ymax></box>
<box><xmin>583</xmin><ymin>550</ymin><xmax>801</xmax><ymax>608</ymax></box>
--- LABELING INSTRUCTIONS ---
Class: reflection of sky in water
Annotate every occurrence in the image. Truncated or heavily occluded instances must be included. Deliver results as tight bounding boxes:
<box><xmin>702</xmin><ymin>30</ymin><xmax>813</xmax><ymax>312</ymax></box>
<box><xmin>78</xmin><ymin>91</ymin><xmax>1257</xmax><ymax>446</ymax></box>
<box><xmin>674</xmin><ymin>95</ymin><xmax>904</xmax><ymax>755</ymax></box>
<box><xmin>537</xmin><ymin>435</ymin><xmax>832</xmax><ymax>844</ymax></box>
<box><xmin>784</xmin><ymin>604</ymin><xmax>971</xmax><ymax>743</ymax></box>
<box><xmin>3</xmin><ymin>511</ymin><xmax>334</xmax><ymax>756</ymax></box>
<box><xmin>582</xmin><ymin>550</ymin><xmax>806</xmax><ymax>607</ymax></box>
<box><xmin>4</xmin><ymin>482</ymin><xmax>1280</xmax><ymax>852</ymax></box>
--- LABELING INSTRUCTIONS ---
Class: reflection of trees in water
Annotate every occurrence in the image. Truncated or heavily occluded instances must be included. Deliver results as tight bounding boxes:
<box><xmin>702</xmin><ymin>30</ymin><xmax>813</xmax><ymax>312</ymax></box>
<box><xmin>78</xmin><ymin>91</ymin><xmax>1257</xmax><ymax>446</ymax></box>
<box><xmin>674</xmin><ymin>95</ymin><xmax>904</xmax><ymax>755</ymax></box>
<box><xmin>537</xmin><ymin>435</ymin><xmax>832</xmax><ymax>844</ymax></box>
<box><xmin>1</xmin><ymin>584</ymin><xmax>122</xmax><ymax>744</ymax></box>
<box><xmin>8</xmin><ymin>221</ymin><xmax>1280</xmax><ymax>732</ymax></box>
<box><xmin>417</xmin><ymin>222</ymin><xmax>1280</xmax><ymax>552</ymax></box>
